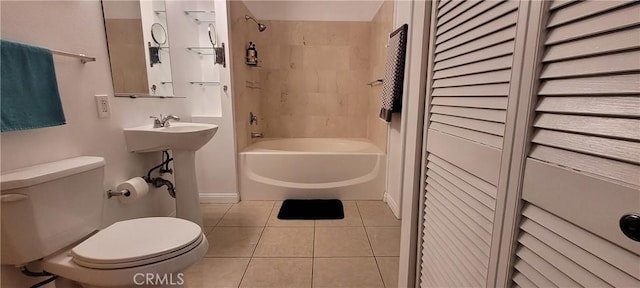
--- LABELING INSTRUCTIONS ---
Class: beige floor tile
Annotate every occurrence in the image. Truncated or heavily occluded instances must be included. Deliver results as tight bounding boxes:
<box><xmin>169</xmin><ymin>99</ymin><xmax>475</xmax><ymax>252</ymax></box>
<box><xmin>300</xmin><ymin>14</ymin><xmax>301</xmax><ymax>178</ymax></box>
<box><xmin>184</xmin><ymin>257</ymin><xmax>250</xmax><ymax>288</ymax></box>
<box><xmin>357</xmin><ymin>201</ymin><xmax>401</xmax><ymax>227</ymax></box>
<box><xmin>233</xmin><ymin>201</ymin><xmax>276</xmax><ymax>207</ymax></box>
<box><xmin>315</xmin><ymin>202</ymin><xmax>363</xmax><ymax>227</ymax></box>
<box><xmin>267</xmin><ymin>202</ymin><xmax>315</xmax><ymax>227</ymax></box>
<box><xmin>240</xmin><ymin>258</ymin><xmax>312</xmax><ymax>288</ymax></box>
<box><xmin>313</xmin><ymin>257</ymin><xmax>384</xmax><ymax>288</ymax></box>
<box><xmin>254</xmin><ymin>227</ymin><xmax>314</xmax><ymax>257</ymax></box>
<box><xmin>200</xmin><ymin>204</ymin><xmax>232</xmax><ymax>226</ymax></box>
<box><xmin>376</xmin><ymin>257</ymin><xmax>399</xmax><ymax>288</ymax></box>
<box><xmin>314</xmin><ymin>227</ymin><xmax>372</xmax><ymax>257</ymax></box>
<box><xmin>218</xmin><ymin>202</ymin><xmax>274</xmax><ymax>227</ymax></box>
<box><xmin>205</xmin><ymin>227</ymin><xmax>263</xmax><ymax>257</ymax></box>
<box><xmin>366</xmin><ymin>227</ymin><xmax>401</xmax><ymax>256</ymax></box>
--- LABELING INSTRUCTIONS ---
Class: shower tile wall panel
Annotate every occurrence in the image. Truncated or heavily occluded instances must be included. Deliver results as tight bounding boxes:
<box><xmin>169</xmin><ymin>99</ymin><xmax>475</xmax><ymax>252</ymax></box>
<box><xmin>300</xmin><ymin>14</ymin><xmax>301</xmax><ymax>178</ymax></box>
<box><xmin>254</xmin><ymin>20</ymin><xmax>371</xmax><ymax>139</ymax></box>
<box><xmin>368</xmin><ymin>0</ymin><xmax>394</xmax><ymax>151</ymax></box>
<box><xmin>231</xmin><ymin>1</ymin><xmax>393</xmax><ymax>150</ymax></box>
<box><xmin>230</xmin><ymin>1</ymin><xmax>262</xmax><ymax>150</ymax></box>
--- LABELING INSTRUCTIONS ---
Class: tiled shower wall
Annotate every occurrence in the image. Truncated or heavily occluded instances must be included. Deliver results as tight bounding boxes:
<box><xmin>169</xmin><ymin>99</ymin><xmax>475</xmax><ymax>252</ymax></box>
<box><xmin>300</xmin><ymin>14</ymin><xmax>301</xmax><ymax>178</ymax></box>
<box><xmin>231</xmin><ymin>1</ymin><xmax>393</xmax><ymax>151</ymax></box>
<box><xmin>254</xmin><ymin>20</ymin><xmax>371</xmax><ymax>139</ymax></box>
<box><xmin>229</xmin><ymin>1</ymin><xmax>261</xmax><ymax>151</ymax></box>
<box><xmin>368</xmin><ymin>1</ymin><xmax>394</xmax><ymax>151</ymax></box>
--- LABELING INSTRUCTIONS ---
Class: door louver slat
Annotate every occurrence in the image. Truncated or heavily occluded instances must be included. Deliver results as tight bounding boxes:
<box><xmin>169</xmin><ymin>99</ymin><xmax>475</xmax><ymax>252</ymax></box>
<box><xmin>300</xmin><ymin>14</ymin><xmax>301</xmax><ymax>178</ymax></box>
<box><xmin>427</xmin><ymin>171</ymin><xmax>494</xmax><ymax>224</ymax></box>
<box><xmin>435</xmin><ymin>26</ymin><xmax>517</xmax><ymax>62</ymax></box>
<box><xmin>545</xmin><ymin>5</ymin><xmax>640</xmax><ymax>45</ymax></box>
<box><xmin>427</xmin><ymin>160</ymin><xmax>496</xmax><ymax>207</ymax></box>
<box><xmin>436</xmin><ymin>0</ymin><xmax>482</xmax><ymax>31</ymax></box>
<box><xmin>517</xmin><ymin>226</ymin><xmax>613</xmax><ymax>287</ymax></box>
<box><xmin>516</xmin><ymin>246</ymin><xmax>580</xmax><ymax>287</ymax></box>
<box><xmin>421</xmin><ymin>0</ymin><xmax>518</xmax><ymax>285</ymax></box>
<box><xmin>515</xmin><ymin>203</ymin><xmax>640</xmax><ymax>287</ymax></box>
<box><xmin>536</xmin><ymin>97</ymin><xmax>640</xmax><ymax>118</ymax></box>
<box><xmin>513</xmin><ymin>259</ymin><xmax>556</xmax><ymax>287</ymax></box>
<box><xmin>547</xmin><ymin>1</ymin><xmax>632</xmax><ymax>28</ymax></box>
<box><xmin>542</xmin><ymin>28</ymin><xmax>640</xmax><ymax>62</ymax></box>
<box><xmin>522</xmin><ymin>204</ymin><xmax>640</xmax><ymax>279</ymax></box>
<box><xmin>437</xmin><ymin>1</ymin><xmax>503</xmax><ymax>35</ymax></box>
<box><xmin>533</xmin><ymin>114</ymin><xmax>640</xmax><ymax>141</ymax></box>
<box><xmin>434</xmin><ymin>41</ymin><xmax>515</xmax><ymax>71</ymax></box>
<box><xmin>437</xmin><ymin>1</ymin><xmax>518</xmax><ymax>45</ymax></box>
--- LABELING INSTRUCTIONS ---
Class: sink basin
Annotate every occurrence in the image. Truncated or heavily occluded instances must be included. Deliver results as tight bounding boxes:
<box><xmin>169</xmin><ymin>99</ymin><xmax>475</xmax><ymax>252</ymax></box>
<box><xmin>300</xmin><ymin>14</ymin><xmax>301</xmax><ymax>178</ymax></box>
<box><xmin>124</xmin><ymin>122</ymin><xmax>218</xmax><ymax>153</ymax></box>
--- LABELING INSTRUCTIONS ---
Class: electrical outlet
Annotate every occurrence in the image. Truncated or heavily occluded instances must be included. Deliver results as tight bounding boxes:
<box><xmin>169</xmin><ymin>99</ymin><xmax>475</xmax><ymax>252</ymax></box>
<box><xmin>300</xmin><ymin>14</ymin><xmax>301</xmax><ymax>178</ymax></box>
<box><xmin>95</xmin><ymin>94</ymin><xmax>110</xmax><ymax>118</ymax></box>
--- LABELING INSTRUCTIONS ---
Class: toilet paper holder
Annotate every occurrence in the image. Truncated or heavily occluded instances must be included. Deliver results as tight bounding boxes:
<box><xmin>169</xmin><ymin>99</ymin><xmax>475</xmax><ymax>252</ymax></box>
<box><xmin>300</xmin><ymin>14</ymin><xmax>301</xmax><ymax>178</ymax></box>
<box><xmin>106</xmin><ymin>189</ymin><xmax>131</xmax><ymax>199</ymax></box>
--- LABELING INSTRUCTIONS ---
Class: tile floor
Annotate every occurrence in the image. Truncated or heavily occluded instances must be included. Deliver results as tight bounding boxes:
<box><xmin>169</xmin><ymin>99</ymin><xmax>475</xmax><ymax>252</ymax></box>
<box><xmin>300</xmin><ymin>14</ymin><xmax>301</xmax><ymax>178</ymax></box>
<box><xmin>185</xmin><ymin>200</ymin><xmax>401</xmax><ymax>288</ymax></box>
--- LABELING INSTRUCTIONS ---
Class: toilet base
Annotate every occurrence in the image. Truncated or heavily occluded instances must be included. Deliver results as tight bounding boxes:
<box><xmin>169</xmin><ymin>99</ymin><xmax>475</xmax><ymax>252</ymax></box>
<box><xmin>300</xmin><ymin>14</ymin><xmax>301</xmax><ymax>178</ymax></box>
<box><xmin>55</xmin><ymin>274</ymin><xmax>187</xmax><ymax>288</ymax></box>
<box><xmin>42</xmin><ymin>235</ymin><xmax>207</xmax><ymax>288</ymax></box>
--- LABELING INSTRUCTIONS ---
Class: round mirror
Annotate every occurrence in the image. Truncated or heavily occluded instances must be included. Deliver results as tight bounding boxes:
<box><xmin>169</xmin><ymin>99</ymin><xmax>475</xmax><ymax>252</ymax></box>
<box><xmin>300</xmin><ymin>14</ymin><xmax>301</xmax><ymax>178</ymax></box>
<box><xmin>207</xmin><ymin>23</ymin><xmax>217</xmax><ymax>46</ymax></box>
<box><xmin>151</xmin><ymin>23</ymin><xmax>167</xmax><ymax>46</ymax></box>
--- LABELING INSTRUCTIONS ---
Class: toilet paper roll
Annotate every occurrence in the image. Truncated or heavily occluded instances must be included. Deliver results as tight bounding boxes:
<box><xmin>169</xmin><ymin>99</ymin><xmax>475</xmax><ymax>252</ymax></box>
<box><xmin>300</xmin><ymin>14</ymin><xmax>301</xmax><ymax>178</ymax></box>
<box><xmin>116</xmin><ymin>177</ymin><xmax>149</xmax><ymax>204</ymax></box>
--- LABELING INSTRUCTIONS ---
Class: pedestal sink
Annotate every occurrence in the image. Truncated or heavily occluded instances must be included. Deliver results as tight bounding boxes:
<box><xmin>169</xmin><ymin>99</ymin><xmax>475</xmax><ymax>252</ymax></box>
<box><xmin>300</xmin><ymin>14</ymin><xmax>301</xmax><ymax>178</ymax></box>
<box><xmin>124</xmin><ymin>122</ymin><xmax>218</xmax><ymax>227</ymax></box>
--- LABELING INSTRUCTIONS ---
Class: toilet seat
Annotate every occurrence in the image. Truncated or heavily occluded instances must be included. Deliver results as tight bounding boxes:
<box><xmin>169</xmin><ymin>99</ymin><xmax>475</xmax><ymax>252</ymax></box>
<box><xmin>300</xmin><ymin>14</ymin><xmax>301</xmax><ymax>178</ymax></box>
<box><xmin>71</xmin><ymin>217</ymin><xmax>203</xmax><ymax>269</ymax></box>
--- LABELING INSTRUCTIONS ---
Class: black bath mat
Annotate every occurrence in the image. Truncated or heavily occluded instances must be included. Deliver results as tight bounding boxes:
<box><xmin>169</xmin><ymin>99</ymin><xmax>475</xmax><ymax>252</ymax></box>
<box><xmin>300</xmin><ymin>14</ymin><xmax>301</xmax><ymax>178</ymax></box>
<box><xmin>277</xmin><ymin>199</ymin><xmax>344</xmax><ymax>220</ymax></box>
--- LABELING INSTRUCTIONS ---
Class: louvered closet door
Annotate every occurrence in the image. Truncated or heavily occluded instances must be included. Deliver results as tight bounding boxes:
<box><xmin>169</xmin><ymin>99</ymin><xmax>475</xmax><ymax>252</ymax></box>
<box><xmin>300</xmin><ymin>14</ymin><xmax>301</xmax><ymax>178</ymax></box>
<box><xmin>420</xmin><ymin>1</ymin><xmax>521</xmax><ymax>286</ymax></box>
<box><xmin>512</xmin><ymin>1</ymin><xmax>640</xmax><ymax>287</ymax></box>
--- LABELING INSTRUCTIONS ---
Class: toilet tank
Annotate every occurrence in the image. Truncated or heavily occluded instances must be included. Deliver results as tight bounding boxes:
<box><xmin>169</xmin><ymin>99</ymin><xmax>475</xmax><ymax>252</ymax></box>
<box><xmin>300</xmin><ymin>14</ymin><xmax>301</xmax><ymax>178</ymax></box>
<box><xmin>1</xmin><ymin>156</ymin><xmax>105</xmax><ymax>266</ymax></box>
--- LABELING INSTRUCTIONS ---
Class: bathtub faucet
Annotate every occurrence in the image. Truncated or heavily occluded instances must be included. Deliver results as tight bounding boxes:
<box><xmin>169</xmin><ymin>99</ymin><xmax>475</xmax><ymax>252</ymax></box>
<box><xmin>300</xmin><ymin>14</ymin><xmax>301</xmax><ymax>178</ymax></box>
<box><xmin>251</xmin><ymin>132</ymin><xmax>263</xmax><ymax>139</ymax></box>
<box><xmin>249</xmin><ymin>112</ymin><xmax>258</xmax><ymax>125</ymax></box>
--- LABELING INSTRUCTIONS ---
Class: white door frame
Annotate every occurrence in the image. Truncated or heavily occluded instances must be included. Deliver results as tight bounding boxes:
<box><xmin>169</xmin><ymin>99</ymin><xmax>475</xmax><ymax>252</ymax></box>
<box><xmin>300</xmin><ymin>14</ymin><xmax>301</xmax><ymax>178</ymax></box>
<box><xmin>396</xmin><ymin>0</ymin><xmax>432</xmax><ymax>287</ymax></box>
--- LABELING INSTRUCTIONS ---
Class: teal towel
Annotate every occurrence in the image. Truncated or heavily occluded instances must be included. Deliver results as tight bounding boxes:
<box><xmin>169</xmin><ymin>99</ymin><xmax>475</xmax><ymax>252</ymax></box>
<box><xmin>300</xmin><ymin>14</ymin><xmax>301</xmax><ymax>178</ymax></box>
<box><xmin>1</xmin><ymin>39</ymin><xmax>66</xmax><ymax>132</ymax></box>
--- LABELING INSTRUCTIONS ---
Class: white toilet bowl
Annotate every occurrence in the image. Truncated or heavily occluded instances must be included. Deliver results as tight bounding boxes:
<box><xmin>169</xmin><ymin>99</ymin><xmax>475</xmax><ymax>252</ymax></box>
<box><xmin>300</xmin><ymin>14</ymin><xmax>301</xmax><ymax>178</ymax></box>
<box><xmin>0</xmin><ymin>157</ymin><xmax>207</xmax><ymax>287</ymax></box>
<box><xmin>42</xmin><ymin>217</ymin><xmax>208</xmax><ymax>288</ymax></box>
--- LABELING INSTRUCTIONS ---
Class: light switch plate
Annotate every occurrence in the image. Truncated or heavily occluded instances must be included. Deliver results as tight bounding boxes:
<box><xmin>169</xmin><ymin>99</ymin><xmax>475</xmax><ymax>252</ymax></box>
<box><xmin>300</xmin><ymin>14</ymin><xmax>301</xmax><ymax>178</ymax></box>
<box><xmin>95</xmin><ymin>94</ymin><xmax>110</xmax><ymax>118</ymax></box>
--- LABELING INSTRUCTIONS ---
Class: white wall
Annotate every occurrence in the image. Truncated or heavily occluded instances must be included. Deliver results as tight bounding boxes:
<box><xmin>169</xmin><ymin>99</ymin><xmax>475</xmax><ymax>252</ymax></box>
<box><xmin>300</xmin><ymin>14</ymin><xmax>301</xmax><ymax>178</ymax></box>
<box><xmin>165</xmin><ymin>0</ymin><xmax>238</xmax><ymax>202</ymax></box>
<box><xmin>243</xmin><ymin>0</ymin><xmax>383</xmax><ymax>21</ymax></box>
<box><xmin>0</xmin><ymin>1</ymin><xmax>190</xmax><ymax>285</ymax></box>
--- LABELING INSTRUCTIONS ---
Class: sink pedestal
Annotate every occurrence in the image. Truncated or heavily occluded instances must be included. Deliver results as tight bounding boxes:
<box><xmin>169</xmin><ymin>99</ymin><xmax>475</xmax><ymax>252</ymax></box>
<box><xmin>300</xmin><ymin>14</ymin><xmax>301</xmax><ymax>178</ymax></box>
<box><xmin>172</xmin><ymin>150</ymin><xmax>203</xmax><ymax>227</ymax></box>
<box><xmin>123</xmin><ymin>122</ymin><xmax>219</xmax><ymax>229</ymax></box>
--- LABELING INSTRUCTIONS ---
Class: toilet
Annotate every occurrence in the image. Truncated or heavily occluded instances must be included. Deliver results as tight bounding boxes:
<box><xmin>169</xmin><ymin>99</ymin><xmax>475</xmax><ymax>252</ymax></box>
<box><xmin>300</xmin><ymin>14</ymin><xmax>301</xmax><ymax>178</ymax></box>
<box><xmin>0</xmin><ymin>156</ymin><xmax>208</xmax><ymax>287</ymax></box>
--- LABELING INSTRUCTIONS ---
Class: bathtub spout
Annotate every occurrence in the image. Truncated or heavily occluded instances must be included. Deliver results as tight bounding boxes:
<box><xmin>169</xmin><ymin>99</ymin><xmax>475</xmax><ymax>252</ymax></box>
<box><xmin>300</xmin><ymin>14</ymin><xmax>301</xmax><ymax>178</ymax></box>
<box><xmin>251</xmin><ymin>132</ymin><xmax>264</xmax><ymax>138</ymax></box>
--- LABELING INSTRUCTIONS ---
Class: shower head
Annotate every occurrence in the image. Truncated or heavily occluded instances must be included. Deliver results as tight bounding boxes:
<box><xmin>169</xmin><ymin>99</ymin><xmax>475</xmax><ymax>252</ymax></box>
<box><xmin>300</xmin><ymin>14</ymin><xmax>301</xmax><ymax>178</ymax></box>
<box><xmin>257</xmin><ymin>23</ymin><xmax>267</xmax><ymax>32</ymax></box>
<box><xmin>245</xmin><ymin>15</ymin><xmax>267</xmax><ymax>32</ymax></box>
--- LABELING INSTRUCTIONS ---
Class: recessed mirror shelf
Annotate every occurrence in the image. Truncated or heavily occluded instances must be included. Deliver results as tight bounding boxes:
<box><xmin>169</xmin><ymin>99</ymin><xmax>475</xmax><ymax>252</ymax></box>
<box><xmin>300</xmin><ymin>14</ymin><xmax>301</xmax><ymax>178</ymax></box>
<box><xmin>187</xmin><ymin>47</ymin><xmax>215</xmax><ymax>55</ymax></box>
<box><xmin>184</xmin><ymin>10</ymin><xmax>215</xmax><ymax>23</ymax></box>
<box><xmin>114</xmin><ymin>94</ymin><xmax>185</xmax><ymax>99</ymax></box>
<box><xmin>189</xmin><ymin>81</ymin><xmax>220</xmax><ymax>86</ymax></box>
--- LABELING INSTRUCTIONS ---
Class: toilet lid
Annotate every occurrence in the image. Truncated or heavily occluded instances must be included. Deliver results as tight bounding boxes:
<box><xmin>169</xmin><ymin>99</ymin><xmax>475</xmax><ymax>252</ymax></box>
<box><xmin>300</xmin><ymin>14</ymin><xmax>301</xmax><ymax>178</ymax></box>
<box><xmin>71</xmin><ymin>217</ymin><xmax>202</xmax><ymax>268</ymax></box>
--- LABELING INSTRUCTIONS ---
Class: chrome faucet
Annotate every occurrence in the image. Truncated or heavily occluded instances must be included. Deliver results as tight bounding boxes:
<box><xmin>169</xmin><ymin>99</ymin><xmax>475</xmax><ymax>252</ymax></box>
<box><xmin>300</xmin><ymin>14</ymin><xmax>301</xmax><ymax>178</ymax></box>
<box><xmin>251</xmin><ymin>132</ymin><xmax>263</xmax><ymax>138</ymax></box>
<box><xmin>161</xmin><ymin>114</ymin><xmax>180</xmax><ymax>127</ymax></box>
<box><xmin>150</xmin><ymin>114</ymin><xmax>180</xmax><ymax>128</ymax></box>
<box><xmin>249</xmin><ymin>112</ymin><xmax>258</xmax><ymax>125</ymax></box>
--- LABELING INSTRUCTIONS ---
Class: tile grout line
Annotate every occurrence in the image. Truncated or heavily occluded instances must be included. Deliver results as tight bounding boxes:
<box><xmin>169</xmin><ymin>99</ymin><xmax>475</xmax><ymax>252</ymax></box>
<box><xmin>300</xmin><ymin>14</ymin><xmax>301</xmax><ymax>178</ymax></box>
<box><xmin>238</xmin><ymin>224</ymin><xmax>266</xmax><ymax>287</ymax></box>
<box><xmin>236</xmin><ymin>201</ymin><xmax>273</xmax><ymax>288</ymax></box>
<box><xmin>311</xmin><ymin>214</ymin><xmax>316</xmax><ymax>288</ymax></box>
<box><xmin>357</xmin><ymin>201</ymin><xmax>387</xmax><ymax>287</ymax></box>
<box><xmin>249</xmin><ymin>201</ymin><xmax>275</xmax><ymax>258</ymax></box>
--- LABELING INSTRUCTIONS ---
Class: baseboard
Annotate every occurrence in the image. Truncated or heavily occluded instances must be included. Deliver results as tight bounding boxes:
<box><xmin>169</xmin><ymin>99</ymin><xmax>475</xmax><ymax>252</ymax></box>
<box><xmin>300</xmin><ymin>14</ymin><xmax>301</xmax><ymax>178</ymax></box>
<box><xmin>199</xmin><ymin>193</ymin><xmax>239</xmax><ymax>203</ymax></box>
<box><xmin>384</xmin><ymin>192</ymin><xmax>402</xmax><ymax>219</ymax></box>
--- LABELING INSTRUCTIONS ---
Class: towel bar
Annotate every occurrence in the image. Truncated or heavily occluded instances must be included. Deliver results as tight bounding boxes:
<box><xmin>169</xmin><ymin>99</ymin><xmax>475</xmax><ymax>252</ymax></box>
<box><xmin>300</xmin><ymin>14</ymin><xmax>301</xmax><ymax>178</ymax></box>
<box><xmin>51</xmin><ymin>50</ymin><xmax>96</xmax><ymax>63</ymax></box>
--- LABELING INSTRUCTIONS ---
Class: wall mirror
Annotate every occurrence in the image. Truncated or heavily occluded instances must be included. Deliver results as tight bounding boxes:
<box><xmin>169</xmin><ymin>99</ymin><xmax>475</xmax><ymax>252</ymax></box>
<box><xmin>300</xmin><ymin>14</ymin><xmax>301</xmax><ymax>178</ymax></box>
<box><xmin>101</xmin><ymin>0</ymin><xmax>175</xmax><ymax>98</ymax></box>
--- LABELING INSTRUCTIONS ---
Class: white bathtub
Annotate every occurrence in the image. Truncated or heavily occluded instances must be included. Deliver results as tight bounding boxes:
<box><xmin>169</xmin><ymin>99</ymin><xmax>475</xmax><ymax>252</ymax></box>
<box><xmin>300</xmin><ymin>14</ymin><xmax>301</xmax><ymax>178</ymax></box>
<box><xmin>239</xmin><ymin>138</ymin><xmax>386</xmax><ymax>200</ymax></box>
